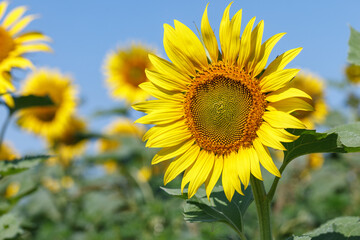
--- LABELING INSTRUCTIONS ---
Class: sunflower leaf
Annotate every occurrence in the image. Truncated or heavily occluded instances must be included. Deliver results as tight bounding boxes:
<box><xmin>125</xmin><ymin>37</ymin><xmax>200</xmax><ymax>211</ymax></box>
<box><xmin>0</xmin><ymin>155</ymin><xmax>49</xmax><ymax>177</ymax></box>
<box><xmin>9</xmin><ymin>94</ymin><xmax>54</xmax><ymax>113</ymax></box>
<box><xmin>283</xmin><ymin>122</ymin><xmax>360</xmax><ymax>163</ymax></box>
<box><xmin>163</xmin><ymin>186</ymin><xmax>253</xmax><ymax>234</ymax></box>
<box><xmin>348</xmin><ymin>26</ymin><xmax>360</xmax><ymax>65</ymax></box>
<box><xmin>0</xmin><ymin>213</ymin><xmax>23</xmax><ymax>240</ymax></box>
<box><xmin>288</xmin><ymin>216</ymin><xmax>360</xmax><ymax>240</ymax></box>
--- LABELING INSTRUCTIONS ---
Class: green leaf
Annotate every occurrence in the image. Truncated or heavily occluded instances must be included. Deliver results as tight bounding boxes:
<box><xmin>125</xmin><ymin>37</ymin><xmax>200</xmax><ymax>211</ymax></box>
<box><xmin>92</xmin><ymin>107</ymin><xmax>128</xmax><ymax>118</ymax></box>
<box><xmin>283</xmin><ymin>122</ymin><xmax>360</xmax><ymax>163</ymax></box>
<box><xmin>10</xmin><ymin>95</ymin><xmax>54</xmax><ymax>113</ymax></box>
<box><xmin>163</xmin><ymin>186</ymin><xmax>253</xmax><ymax>234</ymax></box>
<box><xmin>289</xmin><ymin>216</ymin><xmax>360</xmax><ymax>239</ymax></box>
<box><xmin>348</xmin><ymin>26</ymin><xmax>360</xmax><ymax>65</ymax></box>
<box><xmin>0</xmin><ymin>213</ymin><xmax>23</xmax><ymax>240</ymax></box>
<box><xmin>0</xmin><ymin>155</ymin><xmax>49</xmax><ymax>177</ymax></box>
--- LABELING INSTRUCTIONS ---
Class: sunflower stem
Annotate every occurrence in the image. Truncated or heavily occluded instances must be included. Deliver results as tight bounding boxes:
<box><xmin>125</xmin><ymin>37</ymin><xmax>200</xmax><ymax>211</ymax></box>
<box><xmin>267</xmin><ymin>161</ymin><xmax>288</xmax><ymax>202</ymax></box>
<box><xmin>250</xmin><ymin>175</ymin><xmax>272</xmax><ymax>240</ymax></box>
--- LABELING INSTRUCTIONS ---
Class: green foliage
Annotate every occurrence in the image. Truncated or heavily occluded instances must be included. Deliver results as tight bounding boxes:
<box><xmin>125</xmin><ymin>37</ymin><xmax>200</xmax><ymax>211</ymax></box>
<box><xmin>9</xmin><ymin>95</ymin><xmax>54</xmax><ymax>114</ymax></box>
<box><xmin>289</xmin><ymin>217</ymin><xmax>360</xmax><ymax>239</ymax></box>
<box><xmin>284</xmin><ymin>122</ymin><xmax>360</xmax><ymax>164</ymax></box>
<box><xmin>348</xmin><ymin>26</ymin><xmax>360</xmax><ymax>65</ymax></box>
<box><xmin>163</xmin><ymin>187</ymin><xmax>253</xmax><ymax>235</ymax></box>
<box><xmin>0</xmin><ymin>213</ymin><xmax>23</xmax><ymax>240</ymax></box>
<box><xmin>0</xmin><ymin>155</ymin><xmax>49</xmax><ymax>177</ymax></box>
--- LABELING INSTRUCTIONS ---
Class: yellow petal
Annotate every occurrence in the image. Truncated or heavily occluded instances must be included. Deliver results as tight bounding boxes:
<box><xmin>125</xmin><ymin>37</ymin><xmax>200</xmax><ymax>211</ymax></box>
<box><xmin>263</xmin><ymin>47</ymin><xmax>302</xmax><ymax>77</ymax></box>
<box><xmin>237</xmin><ymin>147</ymin><xmax>251</xmax><ymax>189</ymax></box>
<box><xmin>148</xmin><ymin>54</ymin><xmax>191</xmax><ymax>84</ymax></box>
<box><xmin>187</xmin><ymin>151</ymin><xmax>215</xmax><ymax>198</ymax></box>
<box><xmin>174</xmin><ymin>20</ymin><xmax>208</xmax><ymax>70</ymax></box>
<box><xmin>253</xmin><ymin>32</ymin><xmax>286</xmax><ymax>77</ymax></box>
<box><xmin>263</xmin><ymin>111</ymin><xmax>306</xmax><ymax>129</ymax></box>
<box><xmin>260</xmin><ymin>69</ymin><xmax>300</xmax><ymax>93</ymax></box>
<box><xmin>3</xmin><ymin>6</ymin><xmax>26</xmax><ymax>28</ymax></box>
<box><xmin>163</xmin><ymin>24</ymin><xmax>196</xmax><ymax>76</ymax></box>
<box><xmin>9</xmin><ymin>14</ymin><xmax>37</xmax><ymax>36</ymax></box>
<box><xmin>0</xmin><ymin>57</ymin><xmax>34</xmax><ymax>70</ymax></box>
<box><xmin>247</xmin><ymin>20</ymin><xmax>264</xmax><ymax>72</ymax></box>
<box><xmin>258</xmin><ymin>122</ymin><xmax>298</xmax><ymax>143</ymax></box>
<box><xmin>247</xmin><ymin>147</ymin><xmax>263</xmax><ymax>180</ymax></box>
<box><xmin>229</xmin><ymin>151</ymin><xmax>244</xmax><ymax>195</ymax></box>
<box><xmin>237</xmin><ymin>17</ymin><xmax>256</xmax><ymax>68</ymax></box>
<box><xmin>227</xmin><ymin>9</ymin><xmax>242</xmax><ymax>64</ymax></box>
<box><xmin>266</xmin><ymin>87</ymin><xmax>312</xmax><ymax>102</ymax></box>
<box><xmin>219</xmin><ymin>3</ymin><xmax>232</xmax><ymax>61</ymax></box>
<box><xmin>15</xmin><ymin>32</ymin><xmax>51</xmax><ymax>43</ymax></box>
<box><xmin>10</xmin><ymin>43</ymin><xmax>52</xmax><ymax>56</ymax></box>
<box><xmin>0</xmin><ymin>1</ymin><xmax>9</xmax><ymax>20</ymax></box>
<box><xmin>164</xmin><ymin>144</ymin><xmax>200</xmax><ymax>185</ymax></box>
<box><xmin>146</xmin><ymin>123</ymin><xmax>192</xmax><ymax>148</ymax></box>
<box><xmin>205</xmin><ymin>154</ymin><xmax>223</xmax><ymax>199</ymax></box>
<box><xmin>132</xmin><ymin>99</ymin><xmax>182</xmax><ymax>114</ymax></box>
<box><xmin>257</xmin><ymin>123</ymin><xmax>286</xmax><ymax>150</ymax></box>
<box><xmin>139</xmin><ymin>82</ymin><xmax>184</xmax><ymax>101</ymax></box>
<box><xmin>253</xmin><ymin>138</ymin><xmax>281</xmax><ymax>177</ymax></box>
<box><xmin>222</xmin><ymin>153</ymin><xmax>236</xmax><ymax>202</ymax></box>
<box><xmin>201</xmin><ymin>4</ymin><xmax>219</xmax><ymax>63</ymax></box>
<box><xmin>152</xmin><ymin>139</ymin><xmax>194</xmax><ymax>164</ymax></box>
<box><xmin>135</xmin><ymin>109</ymin><xmax>183</xmax><ymax>125</ymax></box>
<box><xmin>145</xmin><ymin>69</ymin><xmax>187</xmax><ymax>91</ymax></box>
<box><xmin>267</xmin><ymin>98</ymin><xmax>314</xmax><ymax>113</ymax></box>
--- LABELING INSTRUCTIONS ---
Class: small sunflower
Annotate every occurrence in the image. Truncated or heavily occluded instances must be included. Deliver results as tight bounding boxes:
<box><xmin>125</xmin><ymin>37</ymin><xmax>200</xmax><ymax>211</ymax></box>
<box><xmin>289</xmin><ymin>72</ymin><xmax>327</xmax><ymax>129</ymax></box>
<box><xmin>103</xmin><ymin>44</ymin><xmax>154</xmax><ymax>104</ymax></box>
<box><xmin>0</xmin><ymin>1</ymin><xmax>51</xmax><ymax>104</ymax></box>
<box><xmin>134</xmin><ymin>3</ymin><xmax>312</xmax><ymax>201</ymax></box>
<box><xmin>16</xmin><ymin>69</ymin><xmax>77</xmax><ymax>138</ymax></box>
<box><xmin>345</xmin><ymin>64</ymin><xmax>360</xmax><ymax>84</ymax></box>
<box><xmin>47</xmin><ymin>116</ymin><xmax>87</xmax><ymax>167</ymax></box>
<box><xmin>98</xmin><ymin>118</ymin><xmax>145</xmax><ymax>174</ymax></box>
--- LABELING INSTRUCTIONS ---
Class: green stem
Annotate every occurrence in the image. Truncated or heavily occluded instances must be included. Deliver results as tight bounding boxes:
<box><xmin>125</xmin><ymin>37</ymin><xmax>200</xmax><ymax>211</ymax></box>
<box><xmin>250</xmin><ymin>175</ymin><xmax>272</xmax><ymax>240</ymax></box>
<box><xmin>267</xmin><ymin>161</ymin><xmax>289</xmax><ymax>202</ymax></box>
<box><xmin>0</xmin><ymin>112</ymin><xmax>12</xmax><ymax>148</ymax></box>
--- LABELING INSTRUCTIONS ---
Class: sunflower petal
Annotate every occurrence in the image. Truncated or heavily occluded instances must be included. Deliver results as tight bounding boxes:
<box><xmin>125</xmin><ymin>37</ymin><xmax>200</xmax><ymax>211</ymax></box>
<box><xmin>145</xmin><ymin>69</ymin><xmax>187</xmax><ymax>91</ymax></box>
<box><xmin>9</xmin><ymin>14</ymin><xmax>37</xmax><ymax>36</ymax></box>
<box><xmin>259</xmin><ymin>122</ymin><xmax>298</xmax><ymax>143</ymax></box>
<box><xmin>257</xmin><ymin>123</ymin><xmax>286</xmax><ymax>150</ymax></box>
<box><xmin>253</xmin><ymin>138</ymin><xmax>281</xmax><ymax>177</ymax></box>
<box><xmin>201</xmin><ymin>4</ymin><xmax>219</xmax><ymax>63</ymax></box>
<box><xmin>219</xmin><ymin>3</ymin><xmax>232</xmax><ymax>61</ymax></box>
<box><xmin>237</xmin><ymin>147</ymin><xmax>251</xmax><ymax>189</ymax></box>
<box><xmin>247</xmin><ymin>20</ymin><xmax>264</xmax><ymax>72</ymax></box>
<box><xmin>222</xmin><ymin>153</ymin><xmax>236</xmax><ymax>201</ymax></box>
<box><xmin>15</xmin><ymin>32</ymin><xmax>51</xmax><ymax>43</ymax></box>
<box><xmin>263</xmin><ymin>111</ymin><xmax>306</xmax><ymax>129</ymax></box>
<box><xmin>205</xmin><ymin>154</ymin><xmax>223</xmax><ymax>199</ymax></box>
<box><xmin>227</xmin><ymin>9</ymin><xmax>242</xmax><ymax>64</ymax></box>
<box><xmin>0</xmin><ymin>1</ymin><xmax>9</xmax><ymax>21</ymax></box>
<box><xmin>267</xmin><ymin>98</ymin><xmax>314</xmax><ymax>113</ymax></box>
<box><xmin>139</xmin><ymin>82</ymin><xmax>184</xmax><ymax>101</ymax></box>
<box><xmin>132</xmin><ymin>99</ymin><xmax>182</xmax><ymax>114</ymax></box>
<box><xmin>135</xmin><ymin>109</ymin><xmax>183</xmax><ymax>125</ymax></box>
<box><xmin>164</xmin><ymin>144</ymin><xmax>200</xmax><ymax>185</ymax></box>
<box><xmin>253</xmin><ymin>32</ymin><xmax>286</xmax><ymax>77</ymax></box>
<box><xmin>237</xmin><ymin>17</ymin><xmax>256</xmax><ymax>68</ymax></box>
<box><xmin>3</xmin><ymin>6</ymin><xmax>27</xmax><ymax>28</ymax></box>
<box><xmin>266</xmin><ymin>87</ymin><xmax>312</xmax><ymax>102</ymax></box>
<box><xmin>152</xmin><ymin>139</ymin><xmax>194</xmax><ymax>164</ymax></box>
<box><xmin>260</xmin><ymin>69</ymin><xmax>300</xmax><ymax>93</ymax></box>
<box><xmin>248</xmin><ymin>147</ymin><xmax>263</xmax><ymax>180</ymax></box>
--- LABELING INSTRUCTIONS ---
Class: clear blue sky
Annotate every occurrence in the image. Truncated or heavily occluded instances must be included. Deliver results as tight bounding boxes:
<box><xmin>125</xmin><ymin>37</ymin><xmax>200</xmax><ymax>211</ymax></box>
<box><xmin>4</xmin><ymin>0</ymin><xmax>360</xmax><ymax>154</ymax></box>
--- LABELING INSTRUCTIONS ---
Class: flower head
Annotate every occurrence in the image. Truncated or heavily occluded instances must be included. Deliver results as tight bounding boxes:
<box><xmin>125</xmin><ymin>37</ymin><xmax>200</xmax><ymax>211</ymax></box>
<box><xmin>16</xmin><ymin>69</ymin><xmax>77</xmax><ymax>138</ymax></box>
<box><xmin>103</xmin><ymin>44</ymin><xmax>154</xmax><ymax>104</ymax></box>
<box><xmin>0</xmin><ymin>1</ymin><xmax>51</xmax><ymax>105</ymax></box>
<box><xmin>134</xmin><ymin>3</ymin><xmax>311</xmax><ymax>201</ymax></box>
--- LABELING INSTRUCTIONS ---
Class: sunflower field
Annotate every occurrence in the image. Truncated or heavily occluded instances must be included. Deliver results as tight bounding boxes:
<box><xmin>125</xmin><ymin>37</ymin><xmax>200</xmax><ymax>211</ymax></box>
<box><xmin>0</xmin><ymin>1</ymin><xmax>360</xmax><ymax>240</ymax></box>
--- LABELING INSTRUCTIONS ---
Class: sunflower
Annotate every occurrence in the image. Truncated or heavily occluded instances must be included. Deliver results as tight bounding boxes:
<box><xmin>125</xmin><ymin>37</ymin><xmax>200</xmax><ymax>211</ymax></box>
<box><xmin>0</xmin><ymin>1</ymin><xmax>51</xmax><ymax>105</ymax></box>
<box><xmin>46</xmin><ymin>116</ymin><xmax>87</xmax><ymax>167</ymax></box>
<box><xmin>98</xmin><ymin>118</ymin><xmax>144</xmax><ymax>174</ymax></box>
<box><xmin>345</xmin><ymin>64</ymin><xmax>360</xmax><ymax>84</ymax></box>
<box><xmin>103</xmin><ymin>44</ymin><xmax>154</xmax><ymax>104</ymax></box>
<box><xmin>16</xmin><ymin>69</ymin><xmax>77</xmax><ymax>138</ymax></box>
<box><xmin>133</xmin><ymin>3</ymin><xmax>312</xmax><ymax>201</ymax></box>
<box><xmin>289</xmin><ymin>72</ymin><xmax>327</xmax><ymax>129</ymax></box>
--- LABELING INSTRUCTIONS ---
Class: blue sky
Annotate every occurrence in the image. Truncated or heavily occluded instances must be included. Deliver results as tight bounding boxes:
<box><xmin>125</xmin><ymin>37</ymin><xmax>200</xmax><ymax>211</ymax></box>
<box><xmin>4</xmin><ymin>0</ymin><xmax>360</xmax><ymax>154</ymax></box>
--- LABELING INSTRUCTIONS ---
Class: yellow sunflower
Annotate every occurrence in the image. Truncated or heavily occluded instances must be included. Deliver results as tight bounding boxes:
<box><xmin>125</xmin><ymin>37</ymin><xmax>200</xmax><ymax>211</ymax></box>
<box><xmin>16</xmin><ymin>69</ymin><xmax>77</xmax><ymax>138</ymax></box>
<box><xmin>103</xmin><ymin>44</ymin><xmax>154</xmax><ymax>104</ymax></box>
<box><xmin>0</xmin><ymin>1</ymin><xmax>51</xmax><ymax>105</ymax></box>
<box><xmin>0</xmin><ymin>141</ymin><xmax>18</xmax><ymax>160</ymax></box>
<box><xmin>345</xmin><ymin>64</ymin><xmax>360</xmax><ymax>84</ymax></box>
<box><xmin>133</xmin><ymin>3</ymin><xmax>312</xmax><ymax>201</ymax></box>
<box><xmin>98</xmin><ymin>118</ymin><xmax>145</xmax><ymax>174</ymax></box>
<box><xmin>289</xmin><ymin>72</ymin><xmax>327</xmax><ymax>129</ymax></box>
<box><xmin>46</xmin><ymin>116</ymin><xmax>87</xmax><ymax>167</ymax></box>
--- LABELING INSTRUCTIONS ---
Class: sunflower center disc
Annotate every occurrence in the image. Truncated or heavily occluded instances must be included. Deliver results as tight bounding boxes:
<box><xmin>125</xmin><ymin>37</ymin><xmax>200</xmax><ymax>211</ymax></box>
<box><xmin>0</xmin><ymin>27</ymin><xmax>15</xmax><ymax>62</ymax></box>
<box><xmin>184</xmin><ymin>63</ymin><xmax>266</xmax><ymax>155</ymax></box>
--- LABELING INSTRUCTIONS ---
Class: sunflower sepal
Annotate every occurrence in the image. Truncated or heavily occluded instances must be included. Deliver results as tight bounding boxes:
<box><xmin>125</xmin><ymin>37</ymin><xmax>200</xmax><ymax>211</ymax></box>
<box><xmin>162</xmin><ymin>186</ymin><xmax>253</xmax><ymax>237</ymax></box>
